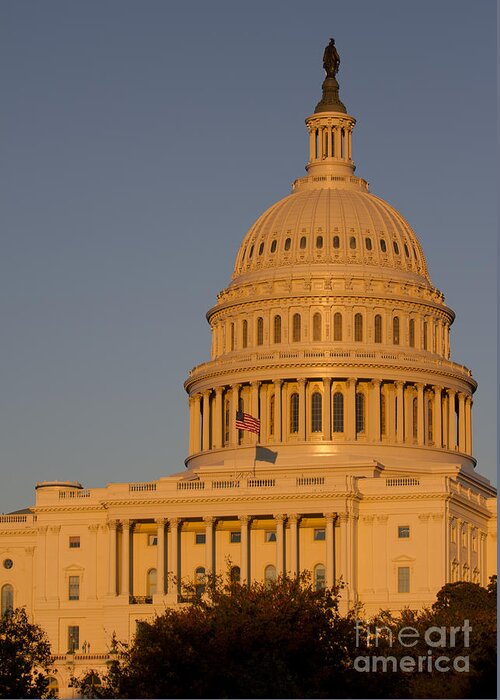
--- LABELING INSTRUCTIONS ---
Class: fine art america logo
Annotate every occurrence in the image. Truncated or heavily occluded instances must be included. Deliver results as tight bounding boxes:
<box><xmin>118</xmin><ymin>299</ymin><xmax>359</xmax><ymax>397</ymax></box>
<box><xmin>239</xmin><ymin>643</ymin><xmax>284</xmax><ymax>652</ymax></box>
<box><xmin>354</xmin><ymin>620</ymin><xmax>471</xmax><ymax>673</ymax></box>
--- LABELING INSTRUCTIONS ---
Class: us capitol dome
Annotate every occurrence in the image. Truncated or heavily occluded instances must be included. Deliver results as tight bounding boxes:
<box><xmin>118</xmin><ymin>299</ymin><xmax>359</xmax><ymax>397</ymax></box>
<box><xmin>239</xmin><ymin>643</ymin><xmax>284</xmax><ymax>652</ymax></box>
<box><xmin>185</xmin><ymin>41</ymin><xmax>475</xmax><ymax>475</ymax></box>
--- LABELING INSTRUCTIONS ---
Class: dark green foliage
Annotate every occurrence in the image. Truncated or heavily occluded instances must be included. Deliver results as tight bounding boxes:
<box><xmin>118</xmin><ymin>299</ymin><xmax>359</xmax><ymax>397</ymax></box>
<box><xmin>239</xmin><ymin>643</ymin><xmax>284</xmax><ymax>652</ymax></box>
<box><xmin>0</xmin><ymin>608</ymin><xmax>55</xmax><ymax>698</ymax></box>
<box><xmin>71</xmin><ymin>576</ymin><xmax>497</xmax><ymax>699</ymax></box>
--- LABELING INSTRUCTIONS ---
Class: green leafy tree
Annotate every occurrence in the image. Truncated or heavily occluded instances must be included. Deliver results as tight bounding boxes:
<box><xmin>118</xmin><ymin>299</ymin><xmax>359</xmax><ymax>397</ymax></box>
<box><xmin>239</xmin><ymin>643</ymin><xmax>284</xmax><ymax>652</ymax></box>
<box><xmin>0</xmin><ymin>607</ymin><xmax>55</xmax><ymax>699</ymax></box>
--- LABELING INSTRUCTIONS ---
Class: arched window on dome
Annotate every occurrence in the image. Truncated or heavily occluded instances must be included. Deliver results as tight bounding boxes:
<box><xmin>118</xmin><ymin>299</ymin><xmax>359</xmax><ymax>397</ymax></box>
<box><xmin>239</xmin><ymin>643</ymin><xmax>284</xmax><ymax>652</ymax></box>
<box><xmin>290</xmin><ymin>393</ymin><xmax>299</xmax><ymax>434</ymax></box>
<box><xmin>349</xmin><ymin>236</ymin><xmax>357</xmax><ymax>250</ymax></box>
<box><xmin>273</xmin><ymin>315</ymin><xmax>282</xmax><ymax>344</ymax></box>
<box><xmin>404</xmin><ymin>243</ymin><xmax>410</xmax><ymax>258</ymax></box>
<box><xmin>380</xmin><ymin>393</ymin><xmax>387</xmax><ymax>436</ymax></box>
<box><xmin>146</xmin><ymin>568</ymin><xmax>157</xmax><ymax>597</ymax></box>
<box><xmin>365</xmin><ymin>237</ymin><xmax>373</xmax><ymax>251</ymax></box>
<box><xmin>299</xmin><ymin>236</ymin><xmax>307</xmax><ymax>250</ymax></box>
<box><xmin>265</xmin><ymin>565</ymin><xmax>276</xmax><ymax>587</ymax></box>
<box><xmin>333</xmin><ymin>235</ymin><xmax>340</xmax><ymax>249</ymax></box>
<box><xmin>230</xmin><ymin>323</ymin><xmax>235</xmax><ymax>351</ymax></box>
<box><xmin>313</xmin><ymin>313</ymin><xmax>322</xmax><ymax>341</ymax></box>
<box><xmin>195</xmin><ymin>567</ymin><xmax>205</xmax><ymax>597</ymax></box>
<box><xmin>355</xmin><ymin>392</ymin><xmax>365</xmax><ymax>434</ymax></box>
<box><xmin>258</xmin><ymin>242</ymin><xmax>264</xmax><ymax>256</ymax></box>
<box><xmin>374</xmin><ymin>315</ymin><xmax>382</xmax><ymax>343</ymax></box>
<box><xmin>270</xmin><ymin>240</ymin><xmax>277</xmax><ymax>253</ymax></box>
<box><xmin>423</xmin><ymin>321</ymin><xmax>428</xmax><ymax>351</ymax></box>
<box><xmin>256</xmin><ymin>317</ymin><xmax>264</xmax><ymax>346</ymax></box>
<box><xmin>427</xmin><ymin>397</ymin><xmax>434</xmax><ymax>444</ymax></box>
<box><xmin>284</xmin><ymin>237</ymin><xmax>291</xmax><ymax>251</ymax></box>
<box><xmin>1</xmin><ymin>584</ymin><xmax>13</xmax><ymax>616</ymax></box>
<box><xmin>393</xmin><ymin>317</ymin><xmax>400</xmax><ymax>345</ymax></box>
<box><xmin>333</xmin><ymin>392</ymin><xmax>344</xmax><ymax>433</ymax></box>
<box><xmin>409</xmin><ymin>319</ymin><xmax>415</xmax><ymax>348</ymax></box>
<box><xmin>242</xmin><ymin>320</ymin><xmax>248</xmax><ymax>349</ymax></box>
<box><xmin>314</xmin><ymin>564</ymin><xmax>326</xmax><ymax>591</ymax></box>
<box><xmin>354</xmin><ymin>313</ymin><xmax>363</xmax><ymax>342</ymax></box>
<box><xmin>292</xmin><ymin>314</ymin><xmax>301</xmax><ymax>342</ymax></box>
<box><xmin>412</xmin><ymin>397</ymin><xmax>418</xmax><ymax>441</ymax></box>
<box><xmin>311</xmin><ymin>392</ymin><xmax>322</xmax><ymax>433</ymax></box>
<box><xmin>393</xmin><ymin>241</ymin><xmax>400</xmax><ymax>255</ymax></box>
<box><xmin>380</xmin><ymin>239</ymin><xmax>387</xmax><ymax>253</ymax></box>
<box><xmin>316</xmin><ymin>235</ymin><xmax>323</xmax><ymax>249</ymax></box>
<box><xmin>269</xmin><ymin>394</ymin><xmax>275</xmax><ymax>436</ymax></box>
<box><xmin>333</xmin><ymin>313</ymin><xmax>342</xmax><ymax>341</ymax></box>
<box><xmin>249</xmin><ymin>245</ymin><xmax>254</xmax><ymax>258</ymax></box>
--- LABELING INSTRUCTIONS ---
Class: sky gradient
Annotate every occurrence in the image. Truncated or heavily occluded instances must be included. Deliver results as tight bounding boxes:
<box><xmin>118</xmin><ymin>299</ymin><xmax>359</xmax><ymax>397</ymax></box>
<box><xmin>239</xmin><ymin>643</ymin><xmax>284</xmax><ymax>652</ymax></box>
<box><xmin>0</xmin><ymin>0</ymin><xmax>496</xmax><ymax>513</ymax></box>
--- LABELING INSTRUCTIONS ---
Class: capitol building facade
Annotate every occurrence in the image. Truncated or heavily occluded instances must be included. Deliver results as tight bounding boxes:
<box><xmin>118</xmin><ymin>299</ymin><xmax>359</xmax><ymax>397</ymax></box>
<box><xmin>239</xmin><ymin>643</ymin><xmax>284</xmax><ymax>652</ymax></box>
<box><xmin>0</xmin><ymin>43</ymin><xmax>496</xmax><ymax>695</ymax></box>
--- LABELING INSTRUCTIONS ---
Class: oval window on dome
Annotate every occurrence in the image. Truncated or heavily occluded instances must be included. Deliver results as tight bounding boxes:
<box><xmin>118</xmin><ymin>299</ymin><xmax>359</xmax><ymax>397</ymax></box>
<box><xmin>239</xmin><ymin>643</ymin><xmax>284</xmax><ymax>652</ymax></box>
<box><xmin>270</xmin><ymin>240</ymin><xmax>277</xmax><ymax>253</ymax></box>
<box><xmin>380</xmin><ymin>239</ymin><xmax>387</xmax><ymax>253</ymax></box>
<box><xmin>316</xmin><ymin>235</ymin><xmax>323</xmax><ymax>249</ymax></box>
<box><xmin>299</xmin><ymin>236</ymin><xmax>307</xmax><ymax>250</ymax></box>
<box><xmin>404</xmin><ymin>243</ymin><xmax>410</xmax><ymax>258</ymax></box>
<box><xmin>393</xmin><ymin>241</ymin><xmax>400</xmax><ymax>255</ymax></box>
<box><xmin>249</xmin><ymin>245</ymin><xmax>254</xmax><ymax>258</ymax></box>
<box><xmin>365</xmin><ymin>237</ymin><xmax>372</xmax><ymax>251</ymax></box>
<box><xmin>258</xmin><ymin>242</ymin><xmax>264</xmax><ymax>256</ymax></box>
<box><xmin>333</xmin><ymin>235</ymin><xmax>340</xmax><ymax>249</ymax></box>
<box><xmin>349</xmin><ymin>236</ymin><xmax>357</xmax><ymax>250</ymax></box>
<box><xmin>284</xmin><ymin>237</ymin><xmax>291</xmax><ymax>251</ymax></box>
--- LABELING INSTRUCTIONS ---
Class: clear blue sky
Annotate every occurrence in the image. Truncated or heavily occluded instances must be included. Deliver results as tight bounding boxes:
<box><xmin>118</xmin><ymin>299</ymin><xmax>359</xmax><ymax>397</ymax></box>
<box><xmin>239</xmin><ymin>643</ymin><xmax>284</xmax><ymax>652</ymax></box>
<box><xmin>0</xmin><ymin>0</ymin><xmax>496</xmax><ymax>512</ymax></box>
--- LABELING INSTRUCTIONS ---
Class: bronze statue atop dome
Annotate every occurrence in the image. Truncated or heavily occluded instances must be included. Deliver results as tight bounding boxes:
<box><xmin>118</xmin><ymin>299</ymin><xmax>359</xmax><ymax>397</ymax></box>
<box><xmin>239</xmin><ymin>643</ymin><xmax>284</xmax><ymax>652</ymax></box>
<box><xmin>323</xmin><ymin>38</ymin><xmax>340</xmax><ymax>78</ymax></box>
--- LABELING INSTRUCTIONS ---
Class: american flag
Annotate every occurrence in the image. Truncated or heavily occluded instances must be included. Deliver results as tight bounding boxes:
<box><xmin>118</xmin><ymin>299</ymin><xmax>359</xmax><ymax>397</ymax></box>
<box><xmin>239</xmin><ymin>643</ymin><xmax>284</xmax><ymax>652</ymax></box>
<box><xmin>235</xmin><ymin>410</ymin><xmax>260</xmax><ymax>435</ymax></box>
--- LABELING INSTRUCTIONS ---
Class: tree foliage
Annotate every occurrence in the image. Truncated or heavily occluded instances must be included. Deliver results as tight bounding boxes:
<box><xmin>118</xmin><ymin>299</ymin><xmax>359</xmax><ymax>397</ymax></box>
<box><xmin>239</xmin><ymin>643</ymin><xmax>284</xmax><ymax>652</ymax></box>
<box><xmin>0</xmin><ymin>607</ymin><xmax>55</xmax><ymax>699</ymax></box>
<box><xmin>72</xmin><ymin>575</ymin><xmax>497</xmax><ymax>699</ymax></box>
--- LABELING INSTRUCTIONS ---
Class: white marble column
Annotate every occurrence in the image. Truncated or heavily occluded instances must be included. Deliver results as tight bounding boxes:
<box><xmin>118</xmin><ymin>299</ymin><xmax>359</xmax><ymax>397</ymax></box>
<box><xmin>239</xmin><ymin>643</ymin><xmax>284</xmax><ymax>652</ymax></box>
<box><xmin>88</xmin><ymin>524</ymin><xmax>99</xmax><ymax>600</ymax></box>
<box><xmin>167</xmin><ymin>518</ymin><xmax>180</xmax><ymax>600</ymax></box>
<box><xmin>298</xmin><ymin>379</ymin><xmax>306</xmax><ymax>440</ymax></box>
<box><xmin>230</xmin><ymin>384</ymin><xmax>240</xmax><ymax>447</ymax></box>
<box><xmin>416</xmin><ymin>383</ymin><xmax>425</xmax><ymax>446</ymax></box>
<box><xmin>448</xmin><ymin>389</ymin><xmax>457</xmax><ymax>449</ymax></box>
<box><xmin>346</xmin><ymin>378</ymin><xmax>356</xmax><ymax>440</ymax></box>
<box><xmin>192</xmin><ymin>393</ymin><xmax>202</xmax><ymax>453</ymax></box>
<box><xmin>458</xmin><ymin>392</ymin><xmax>466</xmax><ymax>453</ymax></box>
<box><xmin>465</xmin><ymin>396</ymin><xmax>473</xmax><ymax>455</ymax></box>
<box><xmin>239</xmin><ymin>515</ymin><xmax>250</xmax><ymax>583</ymax></box>
<box><xmin>213</xmin><ymin>386</ymin><xmax>223</xmax><ymax>449</ymax></box>
<box><xmin>395</xmin><ymin>381</ymin><xmax>404</xmax><ymax>443</ymax></box>
<box><xmin>107</xmin><ymin>520</ymin><xmax>118</xmax><ymax>596</ymax></box>
<box><xmin>275</xmin><ymin>514</ymin><xmax>286</xmax><ymax>576</ymax></box>
<box><xmin>288</xmin><ymin>514</ymin><xmax>299</xmax><ymax>577</ymax></box>
<box><xmin>155</xmin><ymin>518</ymin><xmax>167</xmax><ymax>597</ymax></box>
<box><xmin>274</xmin><ymin>379</ymin><xmax>282</xmax><ymax>442</ymax></box>
<box><xmin>120</xmin><ymin>520</ymin><xmax>131</xmax><ymax>597</ymax></box>
<box><xmin>202</xmin><ymin>390</ymin><xmax>211</xmax><ymax>451</ymax></box>
<box><xmin>371</xmin><ymin>379</ymin><xmax>381</xmax><ymax>442</ymax></box>
<box><xmin>325</xmin><ymin>513</ymin><xmax>335</xmax><ymax>588</ymax></box>
<box><xmin>323</xmin><ymin>378</ymin><xmax>331</xmax><ymax>440</ymax></box>
<box><xmin>433</xmin><ymin>386</ymin><xmax>442</xmax><ymax>447</ymax></box>
<box><xmin>251</xmin><ymin>381</ymin><xmax>260</xmax><ymax>438</ymax></box>
<box><xmin>204</xmin><ymin>516</ymin><xmax>215</xmax><ymax>576</ymax></box>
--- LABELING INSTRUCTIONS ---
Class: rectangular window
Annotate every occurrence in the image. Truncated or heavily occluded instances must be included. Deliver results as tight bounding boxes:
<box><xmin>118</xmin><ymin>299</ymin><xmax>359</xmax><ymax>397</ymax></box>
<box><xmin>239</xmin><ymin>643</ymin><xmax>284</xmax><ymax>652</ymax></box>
<box><xmin>68</xmin><ymin>576</ymin><xmax>80</xmax><ymax>600</ymax></box>
<box><xmin>314</xmin><ymin>529</ymin><xmax>326</xmax><ymax>541</ymax></box>
<box><xmin>68</xmin><ymin>625</ymin><xmax>80</xmax><ymax>652</ymax></box>
<box><xmin>398</xmin><ymin>526</ymin><xmax>410</xmax><ymax>539</ymax></box>
<box><xmin>195</xmin><ymin>533</ymin><xmax>206</xmax><ymax>545</ymax></box>
<box><xmin>230</xmin><ymin>531</ymin><xmax>241</xmax><ymax>544</ymax></box>
<box><xmin>265</xmin><ymin>531</ymin><xmax>276</xmax><ymax>543</ymax></box>
<box><xmin>398</xmin><ymin>566</ymin><xmax>410</xmax><ymax>593</ymax></box>
<box><xmin>147</xmin><ymin>534</ymin><xmax>158</xmax><ymax>546</ymax></box>
<box><xmin>69</xmin><ymin>536</ymin><xmax>80</xmax><ymax>548</ymax></box>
